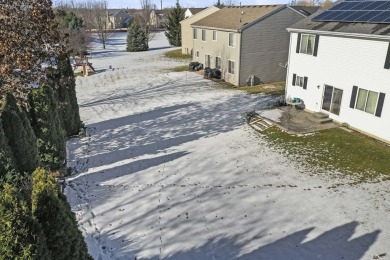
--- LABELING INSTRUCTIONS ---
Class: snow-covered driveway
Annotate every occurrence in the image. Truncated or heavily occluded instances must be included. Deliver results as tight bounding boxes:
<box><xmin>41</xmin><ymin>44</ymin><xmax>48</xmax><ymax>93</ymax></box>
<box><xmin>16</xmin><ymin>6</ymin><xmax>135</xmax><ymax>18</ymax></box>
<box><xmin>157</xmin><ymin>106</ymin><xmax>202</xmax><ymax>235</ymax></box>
<box><xmin>66</xmin><ymin>32</ymin><xmax>390</xmax><ymax>260</ymax></box>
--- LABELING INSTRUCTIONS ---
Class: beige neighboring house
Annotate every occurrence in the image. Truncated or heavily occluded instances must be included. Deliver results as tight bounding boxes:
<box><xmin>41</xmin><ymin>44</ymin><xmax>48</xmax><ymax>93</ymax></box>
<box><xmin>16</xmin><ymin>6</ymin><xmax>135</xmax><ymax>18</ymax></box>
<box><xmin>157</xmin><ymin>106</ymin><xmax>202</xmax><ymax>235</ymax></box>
<box><xmin>184</xmin><ymin>8</ymin><xmax>206</xmax><ymax>18</ymax></box>
<box><xmin>181</xmin><ymin>6</ymin><xmax>220</xmax><ymax>55</ymax></box>
<box><xmin>191</xmin><ymin>5</ymin><xmax>318</xmax><ymax>86</ymax></box>
<box><xmin>150</xmin><ymin>9</ymin><xmax>171</xmax><ymax>28</ymax></box>
<box><xmin>107</xmin><ymin>9</ymin><xmax>131</xmax><ymax>29</ymax></box>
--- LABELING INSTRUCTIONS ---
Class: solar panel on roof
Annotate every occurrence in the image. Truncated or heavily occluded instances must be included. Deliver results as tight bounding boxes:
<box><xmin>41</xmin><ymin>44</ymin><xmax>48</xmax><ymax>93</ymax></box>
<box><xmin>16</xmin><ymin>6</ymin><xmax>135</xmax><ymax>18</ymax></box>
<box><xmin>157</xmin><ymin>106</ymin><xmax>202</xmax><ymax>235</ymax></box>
<box><xmin>383</xmin><ymin>15</ymin><xmax>390</xmax><ymax>22</ymax></box>
<box><xmin>313</xmin><ymin>0</ymin><xmax>390</xmax><ymax>24</ymax></box>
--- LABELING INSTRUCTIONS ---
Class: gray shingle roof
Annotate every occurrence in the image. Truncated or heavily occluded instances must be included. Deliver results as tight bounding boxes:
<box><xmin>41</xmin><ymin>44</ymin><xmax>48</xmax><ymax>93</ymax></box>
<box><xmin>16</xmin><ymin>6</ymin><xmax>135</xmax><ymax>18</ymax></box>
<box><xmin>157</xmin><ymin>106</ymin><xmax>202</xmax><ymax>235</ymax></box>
<box><xmin>288</xmin><ymin>1</ymin><xmax>390</xmax><ymax>36</ymax></box>
<box><xmin>290</xmin><ymin>6</ymin><xmax>320</xmax><ymax>16</ymax></box>
<box><xmin>191</xmin><ymin>5</ymin><xmax>284</xmax><ymax>30</ymax></box>
<box><xmin>188</xmin><ymin>8</ymin><xmax>206</xmax><ymax>15</ymax></box>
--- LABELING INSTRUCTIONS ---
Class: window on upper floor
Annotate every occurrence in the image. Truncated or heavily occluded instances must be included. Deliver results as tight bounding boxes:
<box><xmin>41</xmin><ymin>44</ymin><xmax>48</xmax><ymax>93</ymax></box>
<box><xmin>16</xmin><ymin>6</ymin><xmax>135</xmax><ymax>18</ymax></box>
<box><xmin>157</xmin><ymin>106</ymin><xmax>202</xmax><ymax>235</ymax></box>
<box><xmin>296</xmin><ymin>33</ymin><xmax>320</xmax><ymax>56</ymax></box>
<box><xmin>213</xmin><ymin>30</ymin><xmax>217</xmax><ymax>41</ymax></box>
<box><xmin>300</xmin><ymin>34</ymin><xmax>316</xmax><ymax>55</ymax></box>
<box><xmin>202</xmin><ymin>29</ymin><xmax>206</xmax><ymax>41</ymax></box>
<box><xmin>196</xmin><ymin>50</ymin><xmax>199</xmax><ymax>58</ymax></box>
<box><xmin>229</xmin><ymin>33</ymin><xmax>235</xmax><ymax>47</ymax></box>
<box><xmin>193</xmin><ymin>28</ymin><xmax>197</xmax><ymax>40</ymax></box>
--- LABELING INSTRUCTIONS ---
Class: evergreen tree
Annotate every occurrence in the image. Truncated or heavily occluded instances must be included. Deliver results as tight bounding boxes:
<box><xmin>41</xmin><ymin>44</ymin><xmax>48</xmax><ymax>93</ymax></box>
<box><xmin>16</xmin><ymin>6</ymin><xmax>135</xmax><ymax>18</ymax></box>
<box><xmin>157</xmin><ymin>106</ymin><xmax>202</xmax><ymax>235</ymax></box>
<box><xmin>32</xmin><ymin>168</ymin><xmax>92</xmax><ymax>260</ymax></box>
<box><xmin>29</xmin><ymin>85</ymin><xmax>66</xmax><ymax>170</ymax></box>
<box><xmin>1</xmin><ymin>93</ymin><xmax>40</xmax><ymax>173</ymax></box>
<box><xmin>165</xmin><ymin>1</ymin><xmax>185</xmax><ymax>47</ymax></box>
<box><xmin>0</xmin><ymin>119</ymin><xmax>17</xmax><ymax>185</ymax></box>
<box><xmin>55</xmin><ymin>54</ymin><xmax>82</xmax><ymax>136</ymax></box>
<box><xmin>0</xmin><ymin>183</ymin><xmax>50</xmax><ymax>259</ymax></box>
<box><xmin>56</xmin><ymin>9</ymin><xmax>88</xmax><ymax>58</ymax></box>
<box><xmin>126</xmin><ymin>20</ymin><xmax>149</xmax><ymax>52</ymax></box>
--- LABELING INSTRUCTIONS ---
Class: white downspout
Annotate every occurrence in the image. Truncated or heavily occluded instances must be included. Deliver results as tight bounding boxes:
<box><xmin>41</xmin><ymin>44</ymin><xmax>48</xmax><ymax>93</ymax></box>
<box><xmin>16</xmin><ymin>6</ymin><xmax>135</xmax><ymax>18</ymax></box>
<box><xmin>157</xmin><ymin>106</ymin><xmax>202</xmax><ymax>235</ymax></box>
<box><xmin>285</xmin><ymin>31</ymin><xmax>293</xmax><ymax>102</ymax></box>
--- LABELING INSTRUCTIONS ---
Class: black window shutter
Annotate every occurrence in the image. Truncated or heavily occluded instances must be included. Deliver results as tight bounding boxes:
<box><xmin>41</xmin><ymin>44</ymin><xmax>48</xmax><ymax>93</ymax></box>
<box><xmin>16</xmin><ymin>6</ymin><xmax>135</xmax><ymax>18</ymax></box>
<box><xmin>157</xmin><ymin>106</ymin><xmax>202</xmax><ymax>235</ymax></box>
<box><xmin>313</xmin><ymin>35</ymin><xmax>320</xmax><ymax>57</ymax></box>
<box><xmin>303</xmin><ymin>77</ymin><xmax>308</xmax><ymax>89</ymax></box>
<box><xmin>292</xmin><ymin>74</ymin><xmax>296</xmax><ymax>86</ymax></box>
<box><xmin>384</xmin><ymin>43</ymin><xmax>390</xmax><ymax>69</ymax></box>
<box><xmin>375</xmin><ymin>93</ymin><xmax>386</xmax><ymax>117</ymax></box>
<box><xmin>350</xmin><ymin>86</ymin><xmax>358</xmax><ymax>108</ymax></box>
<box><xmin>296</xmin><ymin>33</ymin><xmax>301</xmax><ymax>53</ymax></box>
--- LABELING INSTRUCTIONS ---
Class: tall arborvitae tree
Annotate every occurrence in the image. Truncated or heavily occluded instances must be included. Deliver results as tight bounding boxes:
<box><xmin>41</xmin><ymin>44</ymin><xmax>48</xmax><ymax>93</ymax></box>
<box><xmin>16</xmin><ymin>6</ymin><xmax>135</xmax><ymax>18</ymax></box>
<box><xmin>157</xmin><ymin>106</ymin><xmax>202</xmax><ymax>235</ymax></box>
<box><xmin>0</xmin><ymin>119</ymin><xmax>17</xmax><ymax>184</ymax></box>
<box><xmin>1</xmin><ymin>93</ymin><xmax>40</xmax><ymax>173</ymax></box>
<box><xmin>29</xmin><ymin>85</ymin><xmax>66</xmax><ymax>170</ymax></box>
<box><xmin>47</xmin><ymin>54</ymin><xmax>82</xmax><ymax>137</ymax></box>
<box><xmin>126</xmin><ymin>19</ymin><xmax>149</xmax><ymax>52</ymax></box>
<box><xmin>165</xmin><ymin>1</ymin><xmax>185</xmax><ymax>47</ymax></box>
<box><xmin>0</xmin><ymin>183</ymin><xmax>50</xmax><ymax>259</ymax></box>
<box><xmin>32</xmin><ymin>168</ymin><xmax>92</xmax><ymax>260</ymax></box>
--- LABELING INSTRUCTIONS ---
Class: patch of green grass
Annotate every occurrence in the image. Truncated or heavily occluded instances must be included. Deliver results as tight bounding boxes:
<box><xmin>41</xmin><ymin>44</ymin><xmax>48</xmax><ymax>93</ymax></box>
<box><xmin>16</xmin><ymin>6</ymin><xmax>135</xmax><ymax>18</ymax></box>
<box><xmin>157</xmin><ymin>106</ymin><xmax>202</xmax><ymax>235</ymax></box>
<box><xmin>217</xmin><ymin>81</ymin><xmax>285</xmax><ymax>95</ymax></box>
<box><xmin>169</xmin><ymin>65</ymin><xmax>190</xmax><ymax>72</ymax></box>
<box><xmin>262</xmin><ymin>127</ymin><xmax>390</xmax><ymax>182</ymax></box>
<box><xmin>164</xmin><ymin>49</ymin><xmax>192</xmax><ymax>61</ymax></box>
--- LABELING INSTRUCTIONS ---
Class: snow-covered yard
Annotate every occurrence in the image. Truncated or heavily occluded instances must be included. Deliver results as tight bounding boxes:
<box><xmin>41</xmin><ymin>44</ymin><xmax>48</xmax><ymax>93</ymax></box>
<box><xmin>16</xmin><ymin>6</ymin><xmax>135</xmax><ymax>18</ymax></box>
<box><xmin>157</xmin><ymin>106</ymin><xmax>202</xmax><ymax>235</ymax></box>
<box><xmin>65</xmin><ymin>32</ymin><xmax>390</xmax><ymax>260</ymax></box>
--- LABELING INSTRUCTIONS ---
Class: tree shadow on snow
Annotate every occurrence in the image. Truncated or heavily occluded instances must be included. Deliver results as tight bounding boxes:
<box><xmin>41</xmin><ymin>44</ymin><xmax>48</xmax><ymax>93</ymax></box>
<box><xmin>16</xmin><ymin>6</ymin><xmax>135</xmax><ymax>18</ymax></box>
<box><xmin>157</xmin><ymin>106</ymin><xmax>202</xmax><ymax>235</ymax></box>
<box><xmin>136</xmin><ymin>221</ymin><xmax>380</xmax><ymax>260</ymax></box>
<box><xmin>148</xmin><ymin>46</ymin><xmax>173</xmax><ymax>51</ymax></box>
<box><xmin>69</xmin><ymin>75</ymin><xmax>275</xmax><ymax>182</ymax></box>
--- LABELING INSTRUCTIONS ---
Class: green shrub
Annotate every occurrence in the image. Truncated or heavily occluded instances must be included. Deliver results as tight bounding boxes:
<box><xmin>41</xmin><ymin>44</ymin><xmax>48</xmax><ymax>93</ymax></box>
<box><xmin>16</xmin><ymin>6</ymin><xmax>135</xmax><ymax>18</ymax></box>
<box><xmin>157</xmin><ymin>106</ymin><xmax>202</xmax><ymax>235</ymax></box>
<box><xmin>1</xmin><ymin>93</ymin><xmax>40</xmax><ymax>173</ymax></box>
<box><xmin>56</xmin><ymin>55</ymin><xmax>82</xmax><ymax>136</ymax></box>
<box><xmin>0</xmin><ymin>119</ymin><xmax>17</xmax><ymax>185</ymax></box>
<box><xmin>32</xmin><ymin>168</ymin><xmax>92</xmax><ymax>260</ymax></box>
<box><xmin>29</xmin><ymin>85</ymin><xmax>66</xmax><ymax>170</ymax></box>
<box><xmin>0</xmin><ymin>183</ymin><xmax>50</xmax><ymax>259</ymax></box>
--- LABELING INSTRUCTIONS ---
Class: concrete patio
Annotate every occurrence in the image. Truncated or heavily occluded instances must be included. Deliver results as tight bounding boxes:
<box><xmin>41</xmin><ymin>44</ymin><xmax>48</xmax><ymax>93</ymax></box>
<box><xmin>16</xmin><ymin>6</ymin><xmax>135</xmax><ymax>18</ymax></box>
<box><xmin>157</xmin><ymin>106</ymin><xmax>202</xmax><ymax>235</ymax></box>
<box><xmin>256</xmin><ymin>106</ymin><xmax>339</xmax><ymax>134</ymax></box>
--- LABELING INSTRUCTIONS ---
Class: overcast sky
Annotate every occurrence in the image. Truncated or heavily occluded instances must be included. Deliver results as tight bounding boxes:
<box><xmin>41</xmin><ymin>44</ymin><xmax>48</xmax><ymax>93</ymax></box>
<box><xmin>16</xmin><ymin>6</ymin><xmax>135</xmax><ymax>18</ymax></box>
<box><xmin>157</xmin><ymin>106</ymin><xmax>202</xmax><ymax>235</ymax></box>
<box><xmin>64</xmin><ymin>0</ymin><xmax>290</xmax><ymax>9</ymax></box>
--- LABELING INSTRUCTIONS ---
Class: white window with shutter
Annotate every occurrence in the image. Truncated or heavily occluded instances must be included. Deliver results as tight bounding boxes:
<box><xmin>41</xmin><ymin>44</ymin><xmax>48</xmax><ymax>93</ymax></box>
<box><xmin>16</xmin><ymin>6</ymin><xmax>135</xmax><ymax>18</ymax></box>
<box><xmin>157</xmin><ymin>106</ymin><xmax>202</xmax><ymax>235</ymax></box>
<box><xmin>299</xmin><ymin>34</ymin><xmax>316</xmax><ymax>55</ymax></box>
<box><xmin>355</xmin><ymin>88</ymin><xmax>379</xmax><ymax>115</ymax></box>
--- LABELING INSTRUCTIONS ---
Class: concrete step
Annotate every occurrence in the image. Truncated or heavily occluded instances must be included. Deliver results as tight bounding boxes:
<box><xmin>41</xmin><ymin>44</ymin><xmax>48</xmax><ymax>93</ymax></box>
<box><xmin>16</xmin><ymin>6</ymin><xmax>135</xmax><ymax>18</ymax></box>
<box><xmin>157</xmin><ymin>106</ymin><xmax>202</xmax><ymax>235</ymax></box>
<box><xmin>312</xmin><ymin>117</ymin><xmax>333</xmax><ymax>124</ymax></box>
<box><xmin>313</xmin><ymin>112</ymin><xmax>329</xmax><ymax>119</ymax></box>
<box><xmin>249</xmin><ymin>115</ymin><xmax>273</xmax><ymax>132</ymax></box>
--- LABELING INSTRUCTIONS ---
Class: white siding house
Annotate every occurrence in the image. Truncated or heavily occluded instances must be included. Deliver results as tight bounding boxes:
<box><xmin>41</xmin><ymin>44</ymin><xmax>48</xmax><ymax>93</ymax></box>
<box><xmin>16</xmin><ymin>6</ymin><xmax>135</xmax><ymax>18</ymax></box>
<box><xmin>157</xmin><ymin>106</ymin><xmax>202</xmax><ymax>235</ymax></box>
<box><xmin>286</xmin><ymin>17</ymin><xmax>390</xmax><ymax>143</ymax></box>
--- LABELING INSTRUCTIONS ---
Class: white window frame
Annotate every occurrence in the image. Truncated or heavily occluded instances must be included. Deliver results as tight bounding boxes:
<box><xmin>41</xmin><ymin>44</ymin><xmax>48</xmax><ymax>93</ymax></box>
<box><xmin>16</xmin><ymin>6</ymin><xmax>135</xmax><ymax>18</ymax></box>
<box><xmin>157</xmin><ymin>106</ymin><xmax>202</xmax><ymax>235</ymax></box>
<box><xmin>215</xmin><ymin>56</ymin><xmax>221</xmax><ymax>69</ymax></box>
<box><xmin>212</xmin><ymin>30</ymin><xmax>217</xmax><ymax>41</ymax></box>
<box><xmin>355</xmin><ymin>88</ymin><xmax>380</xmax><ymax>115</ymax></box>
<box><xmin>228</xmin><ymin>33</ymin><xmax>235</xmax><ymax>47</ymax></box>
<box><xmin>202</xmin><ymin>29</ymin><xmax>206</xmax><ymax>41</ymax></box>
<box><xmin>196</xmin><ymin>50</ymin><xmax>199</xmax><ymax>58</ymax></box>
<box><xmin>228</xmin><ymin>60</ymin><xmax>235</xmax><ymax>74</ymax></box>
<box><xmin>193</xmin><ymin>28</ymin><xmax>197</xmax><ymax>40</ymax></box>
<box><xmin>296</xmin><ymin>75</ymin><xmax>304</xmax><ymax>87</ymax></box>
<box><xmin>299</xmin><ymin>34</ymin><xmax>316</xmax><ymax>55</ymax></box>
